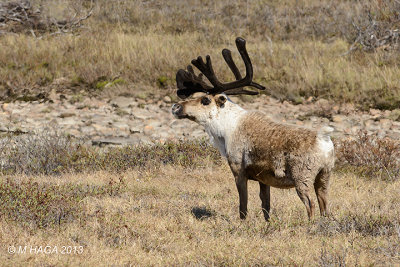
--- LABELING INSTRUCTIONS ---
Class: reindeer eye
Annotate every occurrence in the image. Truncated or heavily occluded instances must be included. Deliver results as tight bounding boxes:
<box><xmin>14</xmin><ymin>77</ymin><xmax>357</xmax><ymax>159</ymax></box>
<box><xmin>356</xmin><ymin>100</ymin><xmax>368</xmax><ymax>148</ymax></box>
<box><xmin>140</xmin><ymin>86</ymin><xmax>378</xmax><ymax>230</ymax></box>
<box><xmin>201</xmin><ymin>97</ymin><xmax>211</xmax><ymax>106</ymax></box>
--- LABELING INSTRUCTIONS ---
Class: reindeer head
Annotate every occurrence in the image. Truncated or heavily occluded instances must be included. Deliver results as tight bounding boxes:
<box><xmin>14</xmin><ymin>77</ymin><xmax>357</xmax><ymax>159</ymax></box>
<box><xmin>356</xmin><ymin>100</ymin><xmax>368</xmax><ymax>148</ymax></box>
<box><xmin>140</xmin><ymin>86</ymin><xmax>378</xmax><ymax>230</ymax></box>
<box><xmin>172</xmin><ymin>37</ymin><xmax>265</xmax><ymax>124</ymax></box>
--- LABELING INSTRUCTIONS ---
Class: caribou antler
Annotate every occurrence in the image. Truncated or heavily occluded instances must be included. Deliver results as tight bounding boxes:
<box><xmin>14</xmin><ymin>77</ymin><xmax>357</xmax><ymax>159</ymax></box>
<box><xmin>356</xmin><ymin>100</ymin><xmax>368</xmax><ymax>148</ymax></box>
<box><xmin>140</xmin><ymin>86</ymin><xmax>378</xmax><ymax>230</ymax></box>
<box><xmin>176</xmin><ymin>65</ymin><xmax>212</xmax><ymax>99</ymax></box>
<box><xmin>221</xmin><ymin>48</ymin><xmax>260</xmax><ymax>96</ymax></box>
<box><xmin>176</xmin><ymin>37</ymin><xmax>265</xmax><ymax>99</ymax></box>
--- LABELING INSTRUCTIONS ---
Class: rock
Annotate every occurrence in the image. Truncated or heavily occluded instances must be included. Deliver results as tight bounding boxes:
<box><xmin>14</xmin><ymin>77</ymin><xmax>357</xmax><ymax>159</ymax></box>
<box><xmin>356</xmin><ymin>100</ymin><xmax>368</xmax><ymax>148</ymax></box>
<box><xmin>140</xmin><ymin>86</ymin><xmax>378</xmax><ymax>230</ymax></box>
<box><xmin>82</xmin><ymin>98</ymin><xmax>105</xmax><ymax>109</ymax></box>
<box><xmin>90</xmin><ymin>114</ymin><xmax>109</xmax><ymax>124</ymax></box>
<box><xmin>332</xmin><ymin>105</ymin><xmax>339</xmax><ymax>113</ymax></box>
<box><xmin>169</xmin><ymin>120</ymin><xmax>185</xmax><ymax>128</ymax></box>
<box><xmin>369</xmin><ymin>108</ymin><xmax>381</xmax><ymax>116</ymax></box>
<box><xmin>351</xmin><ymin>126</ymin><xmax>361</xmax><ymax>134</ymax></box>
<box><xmin>59</xmin><ymin>112</ymin><xmax>75</xmax><ymax>118</ymax></box>
<box><xmin>143</xmin><ymin>125</ymin><xmax>154</xmax><ymax>136</ymax></box>
<box><xmin>379</xmin><ymin>119</ymin><xmax>392</xmax><ymax>129</ymax></box>
<box><xmin>315</xmin><ymin>98</ymin><xmax>329</xmax><ymax>107</ymax></box>
<box><xmin>1</xmin><ymin>89</ymin><xmax>399</xmax><ymax>146</ymax></box>
<box><xmin>67</xmin><ymin>129</ymin><xmax>81</xmax><ymax>137</ymax></box>
<box><xmin>146</xmin><ymin>120</ymin><xmax>162</xmax><ymax>128</ymax></box>
<box><xmin>0</xmin><ymin>125</ymin><xmax>8</xmax><ymax>132</ymax></box>
<box><xmin>364</xmin><ymin>120</ymin><xmax>374</xmax><ymax>128</ymax></box>
<box><xmin>115</xmin><ymin>107</ymin><xmax>131</xmax><ymax>116</ymax></box>
<box><xmin>110</xmin><ymin>97</ymin><xmax>135</xmax><ymax>108</ymax></box>
<box><xmin>47</xmin><ymin>89</ymin><xmax>58</xmax><ymax>102</ymax></box>
<box><xmin>138</xmin><ymin>136</ymin><xmax>154</xmax><ymax>145</ymax></box>
<box><xmin>112</xmin><ymin>122</ymin><xmax>130</xmax><ymax>131</ymax></box>
<box><xmin>388</xmin><ymin>109</ymin><xmax>400</xmax><ymax>121</ymax></box>
<box><xmin>132</xmin><ymin>108</ymin><xmax>153</xmax><ymax>120</ymax></box>
<box><xmin>384</xmin><ymin>110</ymin><xmax>392</xmax><ymax>117</ymax></box>
<box><xmin>392</xmin><ymin>121</ymin><xmax>400</xmax><ymax>128</ymax></box>
<box><xmin>331</xmin><ymin>115</ymin><xmax>346</xmax><ymax>123</ymax></box>
<box><xmin>190</xmin><ymin>129</ymin><xmax>206</xmax><ymax>138</ymax></box>
<box><xmin>163</xmin><ymin>96</ymin><xmax>172</xmax><ymax>103</ymax></box>
<box><xmin>2</xmin><ymin>103</ymin><xmax>9</xmax><ymax>112</ymax></box>
<box><xmin>53</xmin><ymin>77</ymin><xmax>69</xmax><ymax>85</ymax></box>
<box><xmin>80</xmin><ymin>126</ymin><xmax>95</xmax><ymax>136</ymax></box>
<box><xmin>321</xmin><ymin>118</ymin><xmax>330</xmax><ymax>123</ymax></box>
<box><xmin>129</xmin><ymin>127</ymin><xmax>141</xmax><ymax>134</ymax></box>
<box><xmin>91</xmin><ymin>137</ymin><xmax>141</xmax><ymax>147</ymax></box>
<box><xmin>58</xmin><ymin>117</ymin><xmax>78</xmax><ymax>126</ymax></box>
<box><xmin>137</xmin><ymin>98</ymin><xmax>146</xmax><ymax>105</ymax></box>
<box><xmin>92</xmin><ymin>124</ymin><xmax>114</xmax><ymax>136</ymax></box>
<box><xmin>339</xmin><ymin>103</ymin><xmax>355</xmax><ymax>115</ymax></box>
<box><xmin>364</xmin><ymin>120</ymin><xmax>380</xmax><ymax>131</ymax></box>
<box><xmin>377</xmin><ymin>130</ymin><xmax>387</xmax><ymax>138</ymax></box>
<box><xmin>157</xmin><ymin>130</ymin><xmax>172</xmax><ymax>139</ymax></box>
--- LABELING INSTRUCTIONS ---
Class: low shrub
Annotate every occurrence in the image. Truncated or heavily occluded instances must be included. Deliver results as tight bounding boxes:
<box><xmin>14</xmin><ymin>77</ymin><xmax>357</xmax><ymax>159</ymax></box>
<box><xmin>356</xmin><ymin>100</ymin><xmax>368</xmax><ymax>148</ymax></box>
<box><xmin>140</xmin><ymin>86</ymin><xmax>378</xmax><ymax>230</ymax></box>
<box><xmin>0</xmin><ymin>176</ymin><xmax>127</xmax><ymax>229</ymax></box>
<box><xmin>0</xmin><ymin>178</ymin><xmax>80</xmax><ymax>228</ymax></box>
<box><xmin>336</xmin><ymin>131</ymin><xmax>400</xmax><ymax>181</ymax></box>
<box><xmin>0</xmin><ymin>132</ymin><xmax>221</xmax><ymax>175</ymax></box>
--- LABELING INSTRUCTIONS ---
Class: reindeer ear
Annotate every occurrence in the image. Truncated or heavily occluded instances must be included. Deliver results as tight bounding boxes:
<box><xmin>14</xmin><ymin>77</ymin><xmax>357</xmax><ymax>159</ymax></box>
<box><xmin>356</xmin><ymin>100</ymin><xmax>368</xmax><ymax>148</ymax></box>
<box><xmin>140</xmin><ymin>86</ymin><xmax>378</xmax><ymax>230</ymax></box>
<box><xmin>216</xmin><ymin>95</ymin><xmax>227</xmax><ymax>107</ymax></box>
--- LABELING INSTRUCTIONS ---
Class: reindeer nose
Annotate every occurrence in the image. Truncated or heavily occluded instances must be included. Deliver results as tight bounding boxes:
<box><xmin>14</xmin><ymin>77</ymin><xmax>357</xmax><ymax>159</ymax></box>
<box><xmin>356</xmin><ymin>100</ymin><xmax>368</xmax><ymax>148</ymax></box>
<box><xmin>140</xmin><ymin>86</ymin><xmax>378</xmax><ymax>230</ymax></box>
<box><xmin>172</xmin><ymin>103</ymin><xmax>183</xmax><ymax>115</ymax></box>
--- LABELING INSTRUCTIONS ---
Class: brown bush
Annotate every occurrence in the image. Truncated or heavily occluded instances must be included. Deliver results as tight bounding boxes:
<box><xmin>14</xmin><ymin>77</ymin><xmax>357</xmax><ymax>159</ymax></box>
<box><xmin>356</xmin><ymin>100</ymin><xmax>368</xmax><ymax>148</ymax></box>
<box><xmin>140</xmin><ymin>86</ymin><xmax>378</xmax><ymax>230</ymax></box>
<box><xmin>336</xmin><ymin>131</ymin><xmax>400</xmax><ymax>181</ymax></box>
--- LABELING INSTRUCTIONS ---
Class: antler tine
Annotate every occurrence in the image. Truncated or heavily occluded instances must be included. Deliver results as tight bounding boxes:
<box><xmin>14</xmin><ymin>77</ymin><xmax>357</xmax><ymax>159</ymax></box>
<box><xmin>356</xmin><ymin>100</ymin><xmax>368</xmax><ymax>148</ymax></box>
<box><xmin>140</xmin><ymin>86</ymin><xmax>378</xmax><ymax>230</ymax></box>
<box><xmin>176</xmin><ymin>65</ymin><xmax>212</xmax><ymax>99</ymax></box>
<box><xmin>191</xmin><ymin>37</ymin><xmax>265</xmax><ymax>95</ymax></box>
<box><xmin>185</xmin><ymin>65</ymin><xmax>212</xmax><ymax>90</ymax></box>
<box><xmin>191</xmin><ymin>55</ymin><xmax>223</xmax><ymax>92</ymax></box>
<box><xmin>221</xmin><ymin>48</ymin><xmax>260</xmax><ymax>96</ymax></box>
<box><xmin>176</xmin><ymin>37</ymin><xmax>266</xmax><ymax>98</ymax></box>
<box><xmin>223</xmin><ymin>37</ymin><xmax>265</xmax><ymax>91</ymax></box>
<box><xmin>222</xmin><ymin>48</ymin><xmax>242</xmax><ymax>80</ymax></box>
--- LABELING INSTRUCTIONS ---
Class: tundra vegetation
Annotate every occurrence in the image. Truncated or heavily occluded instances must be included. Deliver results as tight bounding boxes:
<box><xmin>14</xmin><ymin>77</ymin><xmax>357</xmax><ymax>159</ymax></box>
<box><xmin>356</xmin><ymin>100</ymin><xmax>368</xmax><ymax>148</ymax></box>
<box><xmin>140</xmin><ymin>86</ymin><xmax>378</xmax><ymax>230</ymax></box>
<box><xmin>0</xmin><ymin>132</ymin><xmax>399</xmax><ymax>265</ymax></box>
<box><xmin>0</xmin><ymin>0</ymin><xmax>400</xmax><ymax>266</ymax></box>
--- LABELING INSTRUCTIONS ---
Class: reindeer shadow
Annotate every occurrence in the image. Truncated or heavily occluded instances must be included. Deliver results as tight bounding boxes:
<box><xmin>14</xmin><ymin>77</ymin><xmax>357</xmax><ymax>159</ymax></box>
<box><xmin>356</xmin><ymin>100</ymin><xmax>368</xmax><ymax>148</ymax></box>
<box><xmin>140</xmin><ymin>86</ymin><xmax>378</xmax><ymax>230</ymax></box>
<box><xmin>191</xmin><ymin>206</ymin><xmax>215</xmax><ymax>220</ymax></box>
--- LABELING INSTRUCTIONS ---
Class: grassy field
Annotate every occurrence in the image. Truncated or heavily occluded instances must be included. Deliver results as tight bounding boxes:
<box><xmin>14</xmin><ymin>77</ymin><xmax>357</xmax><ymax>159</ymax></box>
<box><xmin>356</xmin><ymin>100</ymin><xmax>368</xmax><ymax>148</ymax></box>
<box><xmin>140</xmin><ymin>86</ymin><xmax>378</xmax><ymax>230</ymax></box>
<box><xmin>0</xmin><ymin>135</ymin><xmax>399</xmax><ymax>266</ymax></box>
<box><xmin>1</xmin><ymin>0</ymin><xmax>400</xmax><ymax>109</ymax></box>
<box><xmin>0</xmin><ymin>161</ymin><xmax>399</xmax><ymax>266</ymax></box>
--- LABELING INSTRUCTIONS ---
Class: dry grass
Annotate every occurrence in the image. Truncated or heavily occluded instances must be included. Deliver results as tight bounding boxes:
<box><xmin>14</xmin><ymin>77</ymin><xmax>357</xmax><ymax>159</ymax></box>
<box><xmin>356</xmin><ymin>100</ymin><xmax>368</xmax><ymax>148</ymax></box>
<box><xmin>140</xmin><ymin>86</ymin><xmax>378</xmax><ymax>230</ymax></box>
<box><xmin>0</xmin><ymin>132</ymin><xmax>221</xmax><ymax>175</ymax></box>
<box><xmin>0</xmin><ymin>166</ymin><xmax>399</xmax><ymax>266</ymax></box>
<box><xmin>0</xmin><ymin>0</ymin><xmax>400</xmax><ymax>109</ymax></box>
<box><xmin>0</xmin><ymin>137</ymin><xmax>399</xmax><ymax>265</ymax></box>
<box><xmin>336</xmin><ymin>131</ymin><xmax>400</xmax><ymax>181</ymax></box>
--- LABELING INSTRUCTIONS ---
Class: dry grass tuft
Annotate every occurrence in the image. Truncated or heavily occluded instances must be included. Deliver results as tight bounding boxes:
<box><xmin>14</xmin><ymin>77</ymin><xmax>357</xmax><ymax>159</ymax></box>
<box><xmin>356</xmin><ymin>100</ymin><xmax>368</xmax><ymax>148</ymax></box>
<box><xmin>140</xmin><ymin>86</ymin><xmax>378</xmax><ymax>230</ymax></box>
<box><xmin>336</xmin><ymin>131</ymin><xmax>400</xmax><ymax>181</ymax></box>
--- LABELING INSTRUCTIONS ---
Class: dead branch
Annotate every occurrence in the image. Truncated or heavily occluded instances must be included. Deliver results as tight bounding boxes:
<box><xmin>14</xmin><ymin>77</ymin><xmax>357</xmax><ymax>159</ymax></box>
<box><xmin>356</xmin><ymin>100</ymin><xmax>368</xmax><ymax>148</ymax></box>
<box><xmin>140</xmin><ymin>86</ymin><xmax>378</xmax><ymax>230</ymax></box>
<box><xmin>0</xmin><ymin>0</ymin><xmax>93</xmax><ymax>37</ymax></box>
<box><xmin>342</xmin><ymin>10</ymin><xmax>400</xmax><ymax>55</ymax></box>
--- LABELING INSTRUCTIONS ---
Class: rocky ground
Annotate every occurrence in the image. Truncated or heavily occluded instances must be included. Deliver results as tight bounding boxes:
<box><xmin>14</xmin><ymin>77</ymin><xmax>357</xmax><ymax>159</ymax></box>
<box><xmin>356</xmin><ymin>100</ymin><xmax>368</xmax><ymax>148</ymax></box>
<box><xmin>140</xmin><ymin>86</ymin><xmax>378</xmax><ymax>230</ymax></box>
<box><xmin>0</xmin><ymin>93</ymin><xmax>399</xmax><ymax>146</ymax></box>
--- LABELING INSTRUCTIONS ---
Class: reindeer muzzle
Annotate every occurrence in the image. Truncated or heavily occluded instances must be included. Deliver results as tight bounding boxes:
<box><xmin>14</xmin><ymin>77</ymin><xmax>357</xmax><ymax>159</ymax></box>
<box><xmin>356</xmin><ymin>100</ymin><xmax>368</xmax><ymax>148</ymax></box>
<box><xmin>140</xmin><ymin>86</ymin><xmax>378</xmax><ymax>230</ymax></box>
<box><xmin>172</xmin><ymin>103</ymin><xmax>183</xmax><ymax>117</ymax></box>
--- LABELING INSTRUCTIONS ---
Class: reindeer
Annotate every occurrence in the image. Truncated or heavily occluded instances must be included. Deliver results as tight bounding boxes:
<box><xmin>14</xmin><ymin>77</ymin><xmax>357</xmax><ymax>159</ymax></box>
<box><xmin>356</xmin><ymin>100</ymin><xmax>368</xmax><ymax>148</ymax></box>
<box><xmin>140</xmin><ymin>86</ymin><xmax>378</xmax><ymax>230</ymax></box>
<box><xmin>172</xmin><ymin>37</ymin><xmax>335</xmax><ymax>221</ymax></box>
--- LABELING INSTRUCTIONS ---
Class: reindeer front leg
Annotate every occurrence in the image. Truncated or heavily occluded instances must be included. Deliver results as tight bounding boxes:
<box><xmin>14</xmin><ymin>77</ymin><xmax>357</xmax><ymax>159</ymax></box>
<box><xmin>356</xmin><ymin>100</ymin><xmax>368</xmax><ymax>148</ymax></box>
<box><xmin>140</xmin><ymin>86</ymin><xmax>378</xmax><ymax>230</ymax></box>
<box><xmin>236</xmin><ymin>175</ymin><xmax>248</xmax><ymax>219</ymax></box>
<box><xmin>259</xmin><ymin>182</ymin><xmax>271</xmax><ymax>221</ymax></box>
<box><xmin>229</xmin><ymin>162</ymin><xmax>248</xmax><ymax>219</ymax></box>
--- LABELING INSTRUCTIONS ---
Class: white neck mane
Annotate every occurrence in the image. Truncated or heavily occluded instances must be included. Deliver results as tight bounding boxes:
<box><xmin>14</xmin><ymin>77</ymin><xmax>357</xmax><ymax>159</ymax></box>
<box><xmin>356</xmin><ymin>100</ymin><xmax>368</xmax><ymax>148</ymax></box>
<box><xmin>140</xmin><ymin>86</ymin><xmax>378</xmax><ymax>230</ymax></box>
<box><xmin>203</xmin><ymin>99</ymin><xmax>247</xmax><ymax>157</ymax></box>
